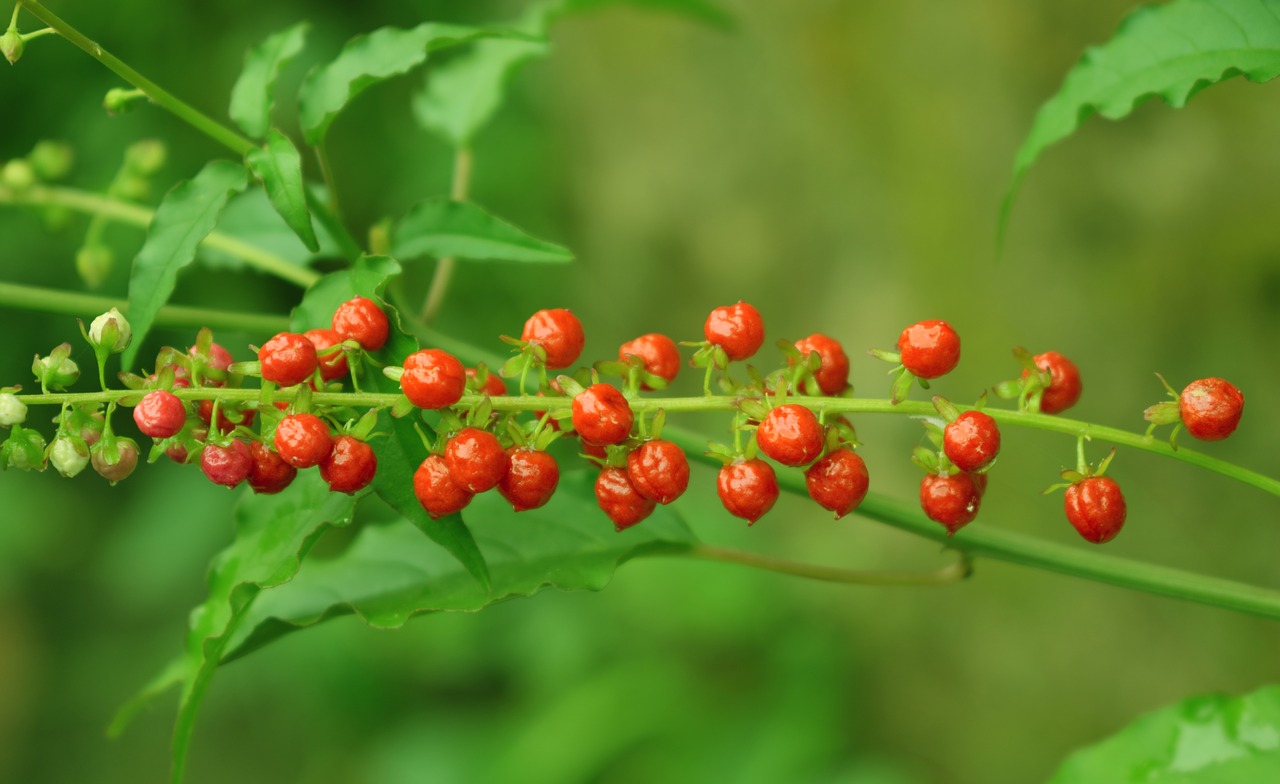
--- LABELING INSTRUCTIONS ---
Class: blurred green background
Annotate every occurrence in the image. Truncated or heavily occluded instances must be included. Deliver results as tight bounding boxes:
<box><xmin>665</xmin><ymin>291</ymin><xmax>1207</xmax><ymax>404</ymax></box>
<box><xmin>3</xmin><ymin>0</ymin><xmax>1280</xmax><ymax>781</ymax></box>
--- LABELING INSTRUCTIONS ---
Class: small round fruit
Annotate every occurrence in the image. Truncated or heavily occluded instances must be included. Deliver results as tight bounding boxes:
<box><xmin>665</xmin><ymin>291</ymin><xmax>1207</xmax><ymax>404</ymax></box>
<box><xmin>943</xmin><ymin>410</ymin><xmax>1001</xmax><ymax>472</ymax></box>
<box><xmin>498</xmin><ymin>448</ymin><xmax>559</xmax><ymax>511</ymax></box>
<box><xmin>259</xmin><ymin>332</ymin><xmax>319</xmax><ymax>387</ymax></box>
<box><xmin>413</xmin><ymin>454</ymin><xmax>474</xmax><ymax>519</ymax></box>
<box><xmin>521</xmin><ymin>308</ymin><xmax>585</xmax><ymax>370</ymax></box>
<box><xmin>445</xmin><ymin>427</ymin><xmax>509</xmax><ymax>494</ymax></box>
<box><xmin>467</xmin><ymin>367</ymin><xmax>507</xmax><ymax>397</ymax></box>
<box><xmin>133</xmin><ymin>390</ymin><xmax>187</xmax><ymax>439</ymax></box>
<box><xmin>401</xmin><ymin>349</ymin><xmax>466</xmax><ymax>409</ymax></box>
<box><xmin>756</xmin><ymin>404</ymin><xmax>824</xmax><ymax>467</ymax></box>
<box><xmin>332</xmin><ymin>295</ymin><xmax>390</xmax><ymax>352</ymax></box>
<box><xmin>304</xmin><ymin>328</ymin><xmax>349</xmax><ymax>382</ymax></box>
<box><xmin>1028</xmin><ymin>351</ymin><xmax>1082</xmax><ymax>415</ymax></box>
<box><xmin>1179</xmin><ymin>377</ymin><xmax>1244</xmax><ymax>441</ymax></box>
<box><xmin>274</xmin><ymin>413</ymin><xmax>334</xmax><ymax>468</ymax></box>
<box><xmin>1064</xmin><ymin>476</ymin><xmax>1126</xmax><ymax>543</ymax></box>
<box><xmin>704</xmin><ymin>301</ymin><xmax>765</xmax><ymax>361</ymax></box>
<box><xmin>804</xmin><ymin>448</ymin><xmax>869</xmax><ymax>519</ymax></box>
<box><xmin>200</xmin><ymin>439</ymin><xmax>253</xmax><ymax>488</ymax></box>
<box><xmin>898</xmin><ymin>320</ymin><xmax>961</xmax><ymax>379</ymax></box>
<box><xmin>246</xmin><ymin>441</ymin><xmax>297</xmax><ymax>495</ymax></box>
<box><xmin>919</xmin><ymin>472</ymin><xmax>981</xmax><ymax>534</ymax></box>
<box><xmin>91</xmin><ymin>439</ymin><xmax>140</xmax><ymax>484</ymax></box>
<box><xmin>320</xmin><ymin>436</ymin><xmax>377</xmax><ymax>494</ymax></box>
<box><xmin>619</xmin><ymin>333</ymin><xmax>681</xmax><ymax>389</ymax></box>
<box><xmin>626</xmin><ymin>439</ymin><xmax>690</xmax><ymax>505</ymax></box>
<box><xmin>717</xmin><ymin>458</ymin><xmax>779</xmax><ymax>524</ymax></box>
<box><xmin>793</xmin><ymin>333</ymin><xmax>850</xmax><ymax>396</ymax></box>
<box><xmin>595</xmin><ymin>467</ymin><xmax>656</xmax><ymax>531</ymax></box>
<box><xmin>571</xmin><ymin>383</ymin><xmax>634</xmax><ymax>446</ymax></box>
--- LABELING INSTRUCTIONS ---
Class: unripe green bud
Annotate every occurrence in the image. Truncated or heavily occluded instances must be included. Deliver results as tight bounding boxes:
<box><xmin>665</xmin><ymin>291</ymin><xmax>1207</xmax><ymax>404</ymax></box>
<box><xmin>2</xmin><ymin>159</ymin><xmax>35</xmax><ymax>191</ymax></box>
<box><xmin>33</xmin><ymin>344</ymin><xmax>80</xmax><ymax>390</ymax></box>
<box><xmin>0</xmin><ymin>393</ymin><xmax>27</xmax><ymax>427</ymax></box>
<box><xmin>1</xmin><ymin>29</ymin><xmax>23</xmax><ymax>65</ymax></box>
<box><xmin>88</xmin><ymin>308</ymin><xmax>131</xmax><ymax>353</ymax></box>
<box><xmin>49</xmin><ymin>434</ymin><xmax>90</xmax><ymax>478</ymax></box>
<box><xmin>76</xmin><ymin>245</ymin><xmax>113</xmax><ymax>289</ymax></box>
<box><xmin>28</xmin><ymin>141</ymin><xmax>73</xmax><ymax>180</ymax></box>
<box><xmin>124</xmin><ymin>139</ymin><xmax>166</xmax><ymax>176</ymax></box>
<box><xmin>2</xmin><ymin>426</ymin><xmax>47</xmax><ymax>472</ymax></box>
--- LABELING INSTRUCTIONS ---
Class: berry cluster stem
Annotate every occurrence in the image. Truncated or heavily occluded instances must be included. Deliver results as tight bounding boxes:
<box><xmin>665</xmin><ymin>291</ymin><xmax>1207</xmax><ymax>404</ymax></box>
<box><xmin>419</xmin><ymin>146</ymin><xmax>474</xmax><ymax>324</ymax></box>
<box><xmin>688</xmin><ymin>544</ymin><xmax>972</xmax><ymax>585</ymax></box>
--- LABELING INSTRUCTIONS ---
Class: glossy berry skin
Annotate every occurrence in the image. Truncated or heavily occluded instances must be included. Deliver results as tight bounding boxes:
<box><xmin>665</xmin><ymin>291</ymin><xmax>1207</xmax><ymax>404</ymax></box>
<box><xmin>413</xmin><ymin>454</ymin><xmax>474</xmax><ymax>519</ymax></box>
<box><xmin>898</xmin><ymin>320</ymin><xmax>961</xmax><ymax>379</ymax></box>
<box><xmin>467</xmin><ymin>367</ymin><xmax>507</xmax><ymax>397</ymax></box>
<box><xmin>498</xmin><ymin>448</ymin><xmax>560</xmax><ymax>512</ymax></box>
<box><xmin>133</xmin><ymin>390</ymin><xmax>187</xmax><ymax>439</ymax></box>
<box><xmin>804</xmin><ymin>448</ymin><xmax>869</xmax><ymax>519</ymax></box>
<box><xmin>273</xmin><ymin>413</ymin><xmax>334</xmax><ymax>468</ymax></box>
<box><xmin>717</xmin><ymin>459</ymin><xmax>779</xmax><ymax>524</ymax></box>
<box><xmin>704</xmin><ymin>301</ymin><xmax>765</xmax><ymax>361</ymax></box>
<box><xmin>1179</xmin><ymin>377</ymin><xmax>1244</xmax><ymax>441</ymax></box>
<box><xmin>259</xmin><ymin>332</ymin><xmax>319</xmax><ymax>387</ymax></box>
<box><xmin>919</xmin><ymin>472</ymin><xmax>981</xmax><ymax>534</ymax></box>
<box><xmin>304</xmin><ymin>328</ymin><xmax>349</xmax><ymax>382</ymax></box>
<box><xmin>1029</xmin><ymin>351</ymin><xmax>1082</xmax><ymax>415</ymax></box>
<box><xmin>595</xmin><ymin>467</ymin><xmax>656</xmax><ymax>531</ymax></box>
<box><xmin>201</xmin><ymin>439</ymin><xmax>253</xmax><ymax>489</ymax></box>
<box><xmin>756</xmin><ymin>404</ymin><xmax>824</xmax><ymax>467</ymax></box>
<box><xmin>332</xmin><ymin>296</ymin><xmax>389</xmax><ymax>352</ymax></box>
<box><xmin>626</xmin><ymin>439</ymin><xmax>690</xmax><ymax>505</ymax></box>
<box><xmin>246</xmin><ymin>441</ymin><xmax>297</xmax><ymax>495</ymax></box>
<box><xmin>445</xmin><ymin>428</ymin><xmax>510</xmax><ymax>494</ymax></box>
<box><xmin>521</xmin><ymin>308</ymin><xmax>585</xmax><ymax>370</ymax></box>
<box><xmin>1064</xmin><ymin>476</ymin><xmax>1126</xmax><ymax>543</ymax></box>
<box><xmin>320</xmin><ymin>436</ymin><xmax>377</xmax><ymax>494</ymax></box>
<box><xmin>793</xmin><ymin>333</ymin><xmax>850</xmax><ymax>396</ymax></box>
<box><xmin>943</xmin><ymin>410</ymin><xmax>1001</xmax><ymax>472</ymax></box>
<box><xmin>571</xmin><ymin>383</ymin><xmax>634</xmax><ymax>446</ymax></box>
<box><xmin>191</xmin><ymin>341</ymin><xmax>233</xmax><ymax>374</ymax></box>
<box><xmin>619</xmin><ymin>333</ymin><xmax>681</xmax><ymax>390</ymax></box>
<box><xmin>401</xmin><ymin>349</ymin><xmax>466</xmax><ymax>410</ymax></box>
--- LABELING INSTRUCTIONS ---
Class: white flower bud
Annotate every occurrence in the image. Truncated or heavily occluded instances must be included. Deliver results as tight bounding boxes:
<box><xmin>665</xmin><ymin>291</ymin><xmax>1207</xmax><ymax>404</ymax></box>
<box><xmin>0</xmin><ymin>393</ymin><xmax>26</xmax><ymax>427</ymax></box>
<box><xmin>50</xmin><ymin>436</ymin><xmax>90</xmax><ymax>478</ymax></box>
<box><xmin>88</xmin><ymin>308</ymin><xmax>131</xmax><ymax>353</ymax></box>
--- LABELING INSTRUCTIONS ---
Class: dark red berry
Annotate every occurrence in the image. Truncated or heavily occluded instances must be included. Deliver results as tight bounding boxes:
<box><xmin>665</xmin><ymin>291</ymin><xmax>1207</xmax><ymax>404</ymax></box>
<box><xmin>201</xmin><ymin>439</ymin><xmax>253</xmax><ymax>488</ymax></box>
<box><xmin>197</xmin><ymin>400</ymin><xmax>256</xmax><ymax>435</ymax></box>
<box><xmin>626</xmin><ymin>439</ymin><xmax>690</xmax><ymax>505</ymax></box>
<box><xmin>919</xmin><ymin>472</ymin><xmax>981</xmax><ymax>534</ymax></box>
<box><xmin>804</xmin><ymin>448</ymin><xmax>869</xmax><ymax>519</ymax></box>
<box><xmin>133</xmin><ymin>390</ymin><xmax>187</xmax><ymax>439</ymax></box>
<box><xmin>571</xmin><ymin>383</ymin><xmax>634</xmax><ymax>446</ymax></box>
<box><xmin>1064</xmin><ymin>476</ymin><xmax>1126</xmax><ymax>543</ymax></box>
<box><xmin>273</xmin><ymin>413</ymin><xmax>334</xmax><ymax>468</ymax></box>
<box><xmin>466</xmin><ymin>367</ymin><xmax>507</xmax><ymax>397</ymax></box>
<box><xmin>444</xmin><ymin>428</ymin><xmax>509</xmax><ymax>494</ymax></box>
<box><xmin>756</xmin><ymin>404</ymin><xmax>824</xmax><ymax>467</ymax></box>
<box><xmin>898</xmin><ymin>320</ymin><xmax>960</xmax><ymax>379</ymax></box>
<box><xmin>1026</xmin><ymin>351</ymin><xmax>1082</xmax><ymax>415</ymax></box>
<box><xmin>1179</xmin><ymin>377</ymin><xmax>1244</xmax><ymax>441</ymax></box>
<box><xmin>717</xmin><ymin>458</ymin><xmax>779</xmax><ymax>524</ymax></box>
<box><xmin>521</xmin><ymin>308</ymin><xmax>585</xmax><ymax>370</ymax></box>
<box><xmin>259</xmin><ymin>332</ymin><xmax>319</xmax><ymax>387</ymax></box>
<box><xmin>332</xmin><ymin>295</ymin><xmax>390</xmax><ymax>352</ymax></box>
<box><xmin>595</xmin><ymin>467</ymin><xmax>656</xmax><ymax>531</ymax></box>
<box><xmin>319</xmin><ymin>436</ymin><xmax>377</xmax><ymax>494</ymax></box>
<box><xmin>246</xmin><ymin>441</ymin><xmax>297</xmax><ymax>495</ymax></box>
<box><xmin>401</xmin><ymin>349</ymin><xmax>466</xmax><ymax>409</ymax></box>
<box><xmin>498</xmin><ymin>448</ymin><xmax>559</xmax><ymax>511</ymax></box>
<box><xmin>618</xmin><ymin>333</ymin><xmax>681</xmax><ymax>390</ymax></box>
<box><xmin>793</xmin><ymin>333</ymin><xmax>850</xmax><ymax>396</ymax></box>
<box><xmin>413</xmin><ymin>454</ymin><xmax>474</xmax><ymax>518</ymax></box>
<box><xmin>943</xmin><ymin>410</ymin><xmax>1001</xmax><ymax>472</ymax></box>
<box><xmin>704</xmin><ymin>301</ymin><xmax>765</xmax><ymax>361</ymax></box>
<box><xmin>304</xmin><ymin>328</ymin><xmax>349</xmax><ymax>382</ymax></box>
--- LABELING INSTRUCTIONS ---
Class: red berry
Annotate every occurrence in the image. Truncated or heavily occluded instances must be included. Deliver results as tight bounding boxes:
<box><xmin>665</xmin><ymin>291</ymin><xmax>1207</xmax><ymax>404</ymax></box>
<box><xmin>201</xmin><ymin>439</ymin><xmax>253</xmax><ymax>488</ymax></box>
<box><xmin>466</xmin><ymin>367</ymin><xmax>507</xmax><ymax>397</ymax></box>
<box><xmin>413</xmin><ymin>454</ymin><xmax>474</xmax><ymax>519</ymax></box>
<box><xmin>521</xmin><ymin>308</ymin><xmax>585</xmax><ymax>370</ymax></box>
<box><xmin>571</xmin><ymin>383</ymin><xmax>634</xmax><ymax>446</ymax></box>
<box><xmin>304</xmin><ymin>328</ymin><xmax>349</xmax><ymax>382</ymax></box>
<box><xmin>943</xmin><ymin>410</ymin><xmax>1001</xmax><ymax>472</ymax></box>
<box><xmin>444</xmin><ymin>427</ymin><xmax>509</xmax><ymax>494</ymax></box>
<box><xmin>919</xmin><ymin>472</ymin><xmax>981</xmax><ymax>534</ymax></box>
<box><xmin>401</xmin><ymin>349</ymin><xmax>466</xmax><ymax>409</ymax></box>
<box><xmin>246</xmin><ymin>441</ymin><xmax>297</xmax><ymax>495</ymax></box>
<box><xmin>756</xmin><ymin>404</ymin><xmax>824</xmax><ymax>467</ymax></box>
<box><xmin>618</xmin><ymin>333</ymin><xmax>681</xmax><ymax>390</ymax></box>
<box><xmin>897</xmin><ymin>320</ymin><xmax>961</xmax><ymax>379</ymax></box>
<box><xmin>793</xmin><ymin>333</ymin><xmax>850</xmax><ymax>396</ymax></box>
<box><xmin>189</xmin><ymin>341</ymin><xmax>232</xmax><ymax>386</ymax></box>
<box><xmin>1179</xmin><ymin>377</ymin><xmax>1244</xmax><ymax>441</ymax></box>
<box><xmin>704</xmin><ymin>301</ymin><xmax>765</xmax><ymax>361</ymax></box>
<box><xmin>133</xmin><ymin>390</ymin><xmax>187</xmax><ymax>439</ymax></box>
<box><xmin>804</xmin><ymin>448</ymin><xmax>869</xmax><ymax>519</ymax></box>
<box><xmin>319</xmin><ymin>436</ymin><xmax>377</xmax><ymax>494</ymax></box>
<box><xmin>197</xmin><ymin>400</ymin><xmax>256</xmax><ymax>435</ymax></box>
<box><xmin>1064</xmin><ymin>476</ymin><xmax>1126</xmax><ymax>543</ymax></box>
<box><xmin>717</xmin><ymin>458</ymin><xmax>779</xmax><ymax>524</ymax></box>
<box><xmin>1027</xmin><ymin>351</ymin><xmax>1082</xmax><ymax>415</ymax></box>
<box><xmin>91</xmin><ymin>440</ymin><xmax>140</xmax><ymax>483</ymax></box>
<box><xmin>626</xmin><ymin>439</ymin><xmax>690</xmax><ymax>505</ymax></box>
<box><xmin>259</xmin><ymin>332</ymin><xmax>319</xmax><ymax>387</ymax></box>
<box><xmin>498</xmin><ymin>448</ymin><xmax>559</xmax><ymax>511</ymax></box>
<box><xmin>273</xmin><ymin>413</ymin><xmax>334</xmax><ymax>468</ymax></box>
<box><xmin>331</xmin><ymin>295</ymin><xmax>390</xmax><ymax>352</ymax></box>
<box><xmin>595</xmin><ymin>466</ymin><xmax>656</xmax><ymax>531</ymax></box>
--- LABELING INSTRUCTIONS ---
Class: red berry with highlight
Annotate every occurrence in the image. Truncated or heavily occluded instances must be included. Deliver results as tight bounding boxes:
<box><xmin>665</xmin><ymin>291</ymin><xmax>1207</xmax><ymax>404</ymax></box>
<box><xmin>274</xmin><ymin>413</ymin><xmax>333</xmax><ymax>468</ymax></box>
<box><xmin>793</xmin><ymin>333</ymin><xmax>850</xmax><ymax>396</ymax></box>
<box><xmin>704</xmin><ymin>301</ymin><xmax>765</xmax><ymax>361</ymax></box>
<box><xmin>920</xmin><ymin>472</ymin><xmax>981</xmax><ymax>534</ymax></box>
<box><xmin>133</xmin><ymin>390</ymin><xmax>187</xmax><ymax>439</ymax></box>
<box><xmin>401</xmin><ymin>349</ymin><xmax>466</xmax><ymax>409</ymax></box>
<box><xmin>571</xmin><ymin>383</ymin><xmax>633</xmax><ymax>446</ymax></box>
<box><xmin>413</xmin><ymin>454</ymin><xmax>474</xmax><ymax>519</ymax></box>
<box><xmin>595</xmin><ymin>467</ymin><xmax>656</xmax><ymax>531</ymax></box>
<box><xmin>1027</xmin><ymin>351</ymin><xmax>1082</xmax><ymax>415</ymax></box>
<box><xmin>756</xmin><ymin>404</ymin><xmax>824</xmax><ymax>467</ymax></box>
<box><xmin>521</xmin><ymin>308</ymin><xmax>585</xmax><ymax>370</ymax></box>
<box><xmin>259</xmin><ymin>332</ymin><xmax>319</xmax><ymax>387</ymax></box>
<box><xmin>445</xmin><ymin>428</ymin><xmax>509</xmax><ymax>494</ymax></box>
<box><xmin>619</xmin><ymin>333</ymin><xmax>681</xmax><ymax>389</ymax></box>
<box><xmin>1064</xmin><ymin>476</ymin><xmax>1126</xmax><ymax>543</ymax></box>
<box><xmin>320</xmin><ymin>436</ymin><xmax>377</xmax><ymax>494</ymax></box>
<box><xmin>304</xmin><ymin>328</ymin><xmax>349</xmax><ymax>382</ymax></box>
<box><xmin>717</xmin><ymin>459</ymin><xmax>779</xmax><ymax>524</ymax></box>
<box><xmin>804</xmin><ymin>448</ymin><xmax>869</xmax><ymax>519</ymax></box>
<box><xmin>200</xmin><ymin>439</ymin><xmax>253</xmax><ymax>489</ymax></box>
<box><xmin>498</xmin><ymin>448</ymin><xmax>560</xmax><ymax>512</ymax></box>
<box><xmin>943</xmin><ymin>410</ymin><xmax>1001</xmax><ymax>472</ymax></box>
<box><xmin>332</xmin><ymin>295</ymin><xmax>389</xmax><ymax>352</ymax></box>
<box><xmin>1179</xmin><ymin>377</ymin><xmax>1244</xmax><ymax>441</ymax></box>
<box><xmin>898</xmin><ymin>320</ymin><xmax>960</xmax><ymax>379</ymax></box>
<box><xmin>246</xmin><ymin>441</ymin><xmax>297</xmax><ymax>495</ymax></box>
<box><xmin>626</xmin><ymin>439</ymin><xmax>690</xmax><ymax>505</ymax></box>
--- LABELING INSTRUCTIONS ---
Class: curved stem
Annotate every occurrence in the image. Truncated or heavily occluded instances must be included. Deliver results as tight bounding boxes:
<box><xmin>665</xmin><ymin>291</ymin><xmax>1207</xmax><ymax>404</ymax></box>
<box><xmin>420</xmin><ymin>147</ymin><xmax>473</xmax><ymax>324</ymax></box>
<box><xmin>687</xmin><ymin>544</ymin><xmax>972</xmax><ymax>586</ymax></box>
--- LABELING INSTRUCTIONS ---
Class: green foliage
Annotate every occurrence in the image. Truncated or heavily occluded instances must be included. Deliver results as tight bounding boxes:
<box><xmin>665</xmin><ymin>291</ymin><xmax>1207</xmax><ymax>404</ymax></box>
<box><xmin>228</xmin><ymin>21</ymin><xmax>309</xmax><ymax>140</ymax></box>
<box><xmin>390</xmin><ymin>198</ymin><xmax>574</xmax><ymax>264</ymax></box>
<box><xmin>244</xmin><ymin>130</ymin><xmax>319</xmax><ymax>252</ymax></box>
<box><xmin>198</xmin><ymin>187</ymin><xmax>334</xmax><ymax>269</ymax></box>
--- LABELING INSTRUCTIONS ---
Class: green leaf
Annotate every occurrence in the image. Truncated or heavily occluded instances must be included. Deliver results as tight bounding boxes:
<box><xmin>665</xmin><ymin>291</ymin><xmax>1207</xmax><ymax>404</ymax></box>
<box><xmin>244</xmin><ymin>130</ymin><xmax>319</xmax><ymax>252</ymax></box>
<box><xmin>390</xmin><ymin>198</ymin><xmax>574</xmax><ymax>263</ymax></box>
<box><xmin>221</xmin><ymin>469</ymin><xmax>697</xmax><ymax>662</ymax></box>
<box><xmin>1049</xmin><ymin>685</ymin><xmax>1280</xmax><ymax>783</ymax></box>
<box><xmin>1002</xmin><ymin>0</ymin><xmax>1280</xmax><ymax>243</ymax></box>
<box><xmin>197</xmin><ymin>186</ymin><xmax>339</xmax><ymax>270</ymax></box>
<box><xmin>121</xmin><ymin>160</ymin><xmax>249</xmax><ymax>370</ymax></box>
<box><xmin>228</xmin><ymin>22</ymin><xmax>309</xmax><ymax>139</ymax></box>
<box><xmin>559</xmin><ymin>0</ymin><xmax>732</xmax><ymax>28</ymax></box>
<box><xmin>298</xmin><ymin>24</ymin><xmax>519</xmax><ymax>146</ymax></box>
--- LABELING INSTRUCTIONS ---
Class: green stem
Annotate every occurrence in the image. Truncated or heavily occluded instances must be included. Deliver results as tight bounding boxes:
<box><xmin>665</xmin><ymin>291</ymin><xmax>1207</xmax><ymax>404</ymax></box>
<box><xmin>19</xmin><ymin>25</ymin><xmax>53</xmax><ymax>41</ymax></box>
<box><xmin>688</xmin><ymin>544</ymin><xmax>972</xmax><ymax>586</ymax></box>
<box><xmin>420</xmin><ymin>146</ymin><xmax>473</xmax><ymax>323</ymax></box>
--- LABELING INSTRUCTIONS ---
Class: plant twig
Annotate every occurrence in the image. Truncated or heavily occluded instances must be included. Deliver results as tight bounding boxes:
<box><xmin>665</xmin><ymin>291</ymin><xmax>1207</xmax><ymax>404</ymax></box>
<box><xmin>420</xmin><ymin>146</ymin><xmax>473</xmax><ymax>324</ymax></box>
